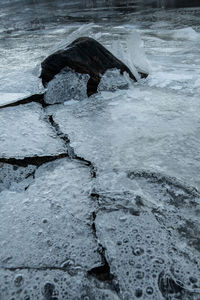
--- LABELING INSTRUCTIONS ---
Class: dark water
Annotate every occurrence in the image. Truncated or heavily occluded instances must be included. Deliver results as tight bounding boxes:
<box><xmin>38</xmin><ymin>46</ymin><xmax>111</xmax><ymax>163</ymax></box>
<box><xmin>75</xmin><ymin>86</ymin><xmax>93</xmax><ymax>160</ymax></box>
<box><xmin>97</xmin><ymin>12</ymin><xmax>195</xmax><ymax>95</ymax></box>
<box><xmin>2</xmin><ymin>0</ymin><xmax>200</xmax><ymax>7</ymax></box>
<box><xmin>1</xmin><ymin>0</ymin><xmax>200</xmax><ymax>12</ymax></box>
<box><xmin>1</xmin><ymin>0</ymin><xmax>200</xmax><ymax>33</ymax></box>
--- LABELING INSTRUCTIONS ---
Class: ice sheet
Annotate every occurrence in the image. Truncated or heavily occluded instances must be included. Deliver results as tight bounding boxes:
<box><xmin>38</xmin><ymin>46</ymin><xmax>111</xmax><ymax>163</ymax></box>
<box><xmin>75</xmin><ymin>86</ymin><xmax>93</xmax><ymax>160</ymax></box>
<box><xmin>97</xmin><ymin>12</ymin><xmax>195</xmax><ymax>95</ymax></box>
<box><xmin>0</xmin><ymin>92</ymin><xmax>31</xmax><ymax>107</ymax></box>
<box><xmin>52</xmin><ymin>85</ymin><xmax>200</xmax><ymax>189</ymax></box>
<box><xmin>0</xmin><ymin>103</ymin><xmax>66</xmax><ymax>158</ymax></box>
<box><xmin>0</xmin><ymin>158</ymin><xmax>100</xmax><ymax>269</ymax></box>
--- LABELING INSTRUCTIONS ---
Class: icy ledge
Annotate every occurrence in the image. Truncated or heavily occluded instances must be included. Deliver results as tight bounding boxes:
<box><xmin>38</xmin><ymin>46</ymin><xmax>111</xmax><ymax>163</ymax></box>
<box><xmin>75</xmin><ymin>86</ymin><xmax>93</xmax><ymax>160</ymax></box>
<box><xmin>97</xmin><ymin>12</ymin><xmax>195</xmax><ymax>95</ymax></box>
<box><xmin>0</xmin><ymin>87</ymin><xmax>200</xmax><ymax>299</ymax></box>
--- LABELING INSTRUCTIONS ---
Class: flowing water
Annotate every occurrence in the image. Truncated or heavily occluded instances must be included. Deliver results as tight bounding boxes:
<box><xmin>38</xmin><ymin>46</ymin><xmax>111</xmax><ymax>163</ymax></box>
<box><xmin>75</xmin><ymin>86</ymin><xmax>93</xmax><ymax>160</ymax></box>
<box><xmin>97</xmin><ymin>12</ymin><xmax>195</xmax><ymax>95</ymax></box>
<box><xmin>0</xmin><ymin>1</ymin><xmax>200</xmax><ymax>299</ymax></box>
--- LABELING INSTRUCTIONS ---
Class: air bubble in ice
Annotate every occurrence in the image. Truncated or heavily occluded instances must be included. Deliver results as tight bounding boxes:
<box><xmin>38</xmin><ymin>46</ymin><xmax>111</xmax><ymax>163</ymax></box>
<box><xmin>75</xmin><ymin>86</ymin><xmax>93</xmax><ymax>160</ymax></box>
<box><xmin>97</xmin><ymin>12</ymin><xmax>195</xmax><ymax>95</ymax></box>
<box><xmin>123</xmin><ymin>238</ymin><xmax>129</xmax><ymax>243</ymax></box>
<box><xmin>135</xmin><ymin>263</ymin><xmax>142</xmax><ymax>269</ymax></box>
<box><xmin>43</xmin><ymin>282</ymin><xmax>55</xmax><ymax>298</ymax></box>
<box><xmin>154</xmin><ymin>257</ymin><xmax>165</xmax><ymax>264</ymax></box>
<box><xmin>135</xmin><ymin>271</ymin><xmax>144</xmax><ymax>280</ymax></box>
<box><xmin>136</xmin><ymin>235</ymin><xmax>142</xmax><ymax>242</ymax></box>
<box><xmin>122</xmin><ymin>291</ymin><xmax>131</xmax><ymax>300</ymax></box>
<box><xmin>132</xmin><ymin>247</ymin><xmax>144</xmax><ymax>256</ymax></box>
<box><xmin>129</xmin><ymin>259</ymin><xmax>135</xmax><ymax>266</ymax></box>
<box><xmin>151</xmin><ymin>240</ymin><xmax>157</xmax><ymax>246</ymax></box>
<box><xmin>146</xmin><ymin>286</ymin><xmax>154</xmax><ymax>295</ymax></box>
<box><xmin>135</xmin><ymin>289</ymin><xmax>143</xmax><ymax>298</ymax></box>
<box><xmin>189</xmin><ymin>277</ymin><xmax>197</xmax><ymax>284</ymax></box>
<box><xmin>14</xmin><ymin>274</ymin><xmax>24</xmax><ymax>287</ymax></box>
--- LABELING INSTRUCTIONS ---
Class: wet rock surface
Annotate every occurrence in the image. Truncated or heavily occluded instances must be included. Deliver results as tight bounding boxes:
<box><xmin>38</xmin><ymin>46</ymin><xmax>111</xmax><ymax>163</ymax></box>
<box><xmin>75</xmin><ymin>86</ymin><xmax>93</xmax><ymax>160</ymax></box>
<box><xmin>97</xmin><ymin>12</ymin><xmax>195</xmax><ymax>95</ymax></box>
<box><xmin>40</xmin><ymin>37</ymin><xmax>147</xmax><ymax>100</ymax></box>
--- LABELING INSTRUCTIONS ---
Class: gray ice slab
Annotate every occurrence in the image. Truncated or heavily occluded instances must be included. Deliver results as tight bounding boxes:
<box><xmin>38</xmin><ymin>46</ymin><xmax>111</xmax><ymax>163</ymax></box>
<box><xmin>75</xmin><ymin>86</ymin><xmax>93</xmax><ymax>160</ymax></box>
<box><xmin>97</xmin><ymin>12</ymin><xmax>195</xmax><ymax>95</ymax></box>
<box><xmin>0</xmin><ymin>268</ymin><xmax>120</xmax><ymax>300</ymax></box>
<box><xmin>94</xmin><ymin>168</ymin><xmax>200</xmax><ymax>274</ymax></box>
<box><xmin>0</xmin><ymin>92</ymin><xmax>31</xmax><ymax>107</ymax></box>
<box><xmin>0</xmin><ymin>103</ymin><xmax>66</xmax><ymax>159</ymax></box>
<box><xmin>0</xmin><ymin>158</ymin><xmax>100</xmax><ymax>270</ymax></box>
<box><xmin>52</xmin><ymin>86</ymin><xmax>200</xmax><ymax>189</ymax></box>
<box><xmin>0</xmin><ymin>163</ymin><xmax>36</xmax><ymax>192</ymax></box>
<box><xmin>95</xmin><ymin>210</ymin><xmax>200</xmax><ymax>300</ymax></box>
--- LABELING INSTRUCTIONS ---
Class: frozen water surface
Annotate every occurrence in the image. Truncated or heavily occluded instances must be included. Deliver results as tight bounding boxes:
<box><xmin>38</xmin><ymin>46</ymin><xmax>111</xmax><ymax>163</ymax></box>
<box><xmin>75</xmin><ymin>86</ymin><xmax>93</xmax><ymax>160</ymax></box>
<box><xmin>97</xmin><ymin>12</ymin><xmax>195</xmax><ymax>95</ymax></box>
<box><xmin>44</xmin><ymin>68</ymin><xmax>89</xmax><ymax>104</ymax></box>
<box><xmin>52</xmin><ymin>86</ymin><xmax>200</xmax><ymax>189</ymax></box>
<box><xmin>95</xmin><ymin>210</ymin><xmax>200</xmax><ymax>299</ymax></box>
<box><xmin>0</xmin><ymin>92</ymin><xmax>31</xmax><ymax>107</ymax></box>
<box><xmin>1</xmin><ymin>1</ymin><xmax>200</xmax><ymax>299</ymax></box>
<box><xmin>0</xmin><ymin>158</ymin><xmax>109</xmax><ymax>299</ymax></box>
<box><xmin>0</xmin><ymin>158</ymin><xmax>99</xmax><ymax>268</ymax></box>
<box><xmin>0</xmin><ymin>269</ymin><xmax>120</xmax><ymax>300</ymax></box>
<box><xmin>0</xmin><ymin>103</ymin><xmax>66</xmax><ymax>158</ymax></box>
<box><xmin>0</xmin><ymin>162</ymin><xmax>36</xmax><ymax>192</ymax></box>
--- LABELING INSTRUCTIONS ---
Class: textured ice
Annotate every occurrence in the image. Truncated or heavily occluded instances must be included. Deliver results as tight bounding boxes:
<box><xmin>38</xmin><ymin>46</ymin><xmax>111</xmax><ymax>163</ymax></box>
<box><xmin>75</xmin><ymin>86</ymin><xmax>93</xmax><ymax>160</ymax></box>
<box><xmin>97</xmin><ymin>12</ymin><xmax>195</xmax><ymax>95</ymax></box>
<box><xmin>0</xmin><ymin>163</ymin><xmax>36</xmax><ymax>192</ymax></box>
<box><xmin>123</xmin><ymin>31</ymin><xmax>150</xmax><ymax>75</ymax></box>
<box><xmin>45</xmin><ymin>68</ymin><xmax>130</xmax><ymax>105</ymax></box>
<box><xmin>52</xmin><ymin>86</ymin><xmax>200</xmax><ymax>189</ymax></box>
<box><xmin>95</xmin><ymin>210</ymin><xmax>200</xmax><ymax>299</ymax></box>
<box><xmin>110</xmin><ymin>30</ymin><xmax>150</xmax><ymax>80</ymax></box>
<box><xmin>44</xmin><ymin>68</ymin><xmax>89</xmax><ymax>104</ymax></box>
<box><xmin>0</xmin><ymin>70</ymin><xmax>44</xmax><ymax>101</ymax></box>
<box><xmin>126</xmin><ymin>171</ymin><xmax>200</xmax><ymax>257</ymax></box>
<box><xmin>0</xmin><ymin>269</ymin><xmax>120</xmax><ymax>300</ymax></box>
<box><xmin>140</xmin><ymin>26</ymin><xmax>200</xmax><ymax>94</ymax></box>
<box><xmin>0</xmin><ymin>158</ymin><xmax>100</xmax><ymax>270</ymax></box>
<box><xmin>93</xmin><ymin>168</ymin><xmax>200</xmax><ymax>273</ymax></box>
<box><xmin>98</xmin><ymin>69</ymin><xmax>129</xmax><ymax>92</ymax></box>
<box><xmin>0</xmin><ymin>103</ymin><xmax>66</xmax><ymax>158</ymax></box>
<box><xmin>0</xmin><ymin>92</ymin><xmax>31</xmax><ymax>107</ymax></box>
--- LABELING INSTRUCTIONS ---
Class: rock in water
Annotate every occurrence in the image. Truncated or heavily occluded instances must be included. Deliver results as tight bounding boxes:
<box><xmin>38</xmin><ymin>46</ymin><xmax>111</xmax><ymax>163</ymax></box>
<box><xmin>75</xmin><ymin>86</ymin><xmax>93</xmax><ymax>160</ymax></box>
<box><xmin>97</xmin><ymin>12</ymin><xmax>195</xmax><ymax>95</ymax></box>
<box><xmin>40</xmin><ymin>37</ymin><xmax>148</xmax><ymax>97</ymax></box>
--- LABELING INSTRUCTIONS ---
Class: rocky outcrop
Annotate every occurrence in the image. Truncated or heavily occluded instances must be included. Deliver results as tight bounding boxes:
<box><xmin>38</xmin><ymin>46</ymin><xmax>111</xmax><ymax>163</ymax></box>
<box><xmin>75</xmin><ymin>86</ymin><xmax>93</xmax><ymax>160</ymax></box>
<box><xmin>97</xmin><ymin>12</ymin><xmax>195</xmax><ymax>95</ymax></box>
<box><xmin>40</xmin><ymin>37</ymin><xmax>148</xmax><ymax>97</ymax></box>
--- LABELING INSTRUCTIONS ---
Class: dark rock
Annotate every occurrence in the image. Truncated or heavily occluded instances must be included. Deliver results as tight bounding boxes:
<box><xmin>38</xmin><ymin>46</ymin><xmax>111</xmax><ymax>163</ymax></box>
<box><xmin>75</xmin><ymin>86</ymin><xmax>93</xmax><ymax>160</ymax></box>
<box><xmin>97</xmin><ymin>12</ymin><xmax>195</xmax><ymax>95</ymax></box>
<box><xmin>40</xmin><ymin>37</ymin><xmax>148</xmax><ymax>97</ymax></box>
